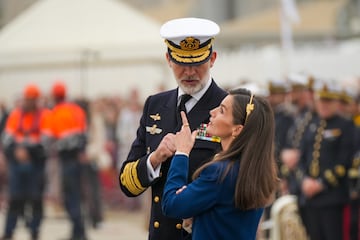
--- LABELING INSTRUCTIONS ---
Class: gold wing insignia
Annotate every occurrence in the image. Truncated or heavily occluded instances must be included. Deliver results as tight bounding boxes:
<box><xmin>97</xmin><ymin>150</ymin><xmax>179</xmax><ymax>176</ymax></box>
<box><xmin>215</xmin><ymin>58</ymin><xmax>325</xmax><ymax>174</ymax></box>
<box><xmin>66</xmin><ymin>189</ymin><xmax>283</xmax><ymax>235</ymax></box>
<box><xmin>146</xmin><ymin>125</ymin><xmax>162</xmax><ymax>135</ymax></box>
<box><xmin>150</xmin><ymin>113</ymin><xmax>161</xmax><ymax>121</ymax></box>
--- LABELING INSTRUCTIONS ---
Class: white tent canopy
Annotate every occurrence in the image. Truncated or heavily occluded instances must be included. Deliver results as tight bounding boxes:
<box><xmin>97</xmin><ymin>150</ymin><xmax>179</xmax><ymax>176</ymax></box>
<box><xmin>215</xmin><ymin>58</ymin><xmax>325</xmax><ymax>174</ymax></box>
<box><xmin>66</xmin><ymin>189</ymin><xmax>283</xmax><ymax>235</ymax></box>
<box><xmin>0</xmin><ymin>0</ymin><xmax>164</xmax><ymax>62</ymax></box>
<box><xmin>0</xmin><ymin>0</ymin><xmax>171</xmax><ymax>102</ymax></box>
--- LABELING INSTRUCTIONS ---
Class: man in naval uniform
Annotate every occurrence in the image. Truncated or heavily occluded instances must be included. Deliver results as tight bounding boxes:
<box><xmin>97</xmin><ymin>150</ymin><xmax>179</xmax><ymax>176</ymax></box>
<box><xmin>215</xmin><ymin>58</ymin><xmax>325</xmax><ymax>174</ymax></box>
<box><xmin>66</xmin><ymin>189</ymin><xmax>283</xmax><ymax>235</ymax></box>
<box><xmin>118</xmin><ymin>18</ymin><xmax>227</xmax><ymax>240</ymax></box>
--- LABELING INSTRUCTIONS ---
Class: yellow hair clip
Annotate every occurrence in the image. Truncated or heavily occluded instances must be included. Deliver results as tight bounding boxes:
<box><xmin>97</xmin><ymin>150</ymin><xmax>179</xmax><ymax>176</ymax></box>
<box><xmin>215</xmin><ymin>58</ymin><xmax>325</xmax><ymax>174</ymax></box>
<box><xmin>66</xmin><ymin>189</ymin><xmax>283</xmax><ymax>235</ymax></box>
<box><xmin>245</xmin><ymin>93</ymin><xmax>254</xmax><ymax>123</ymax></box>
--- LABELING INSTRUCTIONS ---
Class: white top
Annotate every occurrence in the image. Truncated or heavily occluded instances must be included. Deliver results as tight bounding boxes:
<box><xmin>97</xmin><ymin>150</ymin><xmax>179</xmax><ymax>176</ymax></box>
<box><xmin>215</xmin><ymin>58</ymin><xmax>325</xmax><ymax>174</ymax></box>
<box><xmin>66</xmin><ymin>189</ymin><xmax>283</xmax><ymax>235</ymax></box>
<box><xmin>160</xmin><ymin>17</ymin><xmax>220</xmax><ymax>45</ymax></box>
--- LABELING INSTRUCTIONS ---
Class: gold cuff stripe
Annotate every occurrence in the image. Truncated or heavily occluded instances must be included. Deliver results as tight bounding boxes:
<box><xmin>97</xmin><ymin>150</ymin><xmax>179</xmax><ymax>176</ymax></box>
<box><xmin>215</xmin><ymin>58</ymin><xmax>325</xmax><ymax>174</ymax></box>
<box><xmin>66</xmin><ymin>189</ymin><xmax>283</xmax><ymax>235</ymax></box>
<box><xmin>122</xmin><ymin>161</ymin><xmax>145</xmax><ymax>195</ymax></box>
<box><xmin>120</xmin><ymin>160</ymin><xmax>146</xmax><ymax>195</ymax></box>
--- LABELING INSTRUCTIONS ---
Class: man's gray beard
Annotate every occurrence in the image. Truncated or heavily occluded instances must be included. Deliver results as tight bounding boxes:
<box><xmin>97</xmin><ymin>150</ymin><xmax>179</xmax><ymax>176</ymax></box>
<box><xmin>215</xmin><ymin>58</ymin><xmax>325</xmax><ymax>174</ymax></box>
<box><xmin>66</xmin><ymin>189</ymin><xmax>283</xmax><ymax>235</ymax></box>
<box><xmin>178</xmin><ymin>79</ymin><xmax>207</xmax><ymax>95</ymax></box>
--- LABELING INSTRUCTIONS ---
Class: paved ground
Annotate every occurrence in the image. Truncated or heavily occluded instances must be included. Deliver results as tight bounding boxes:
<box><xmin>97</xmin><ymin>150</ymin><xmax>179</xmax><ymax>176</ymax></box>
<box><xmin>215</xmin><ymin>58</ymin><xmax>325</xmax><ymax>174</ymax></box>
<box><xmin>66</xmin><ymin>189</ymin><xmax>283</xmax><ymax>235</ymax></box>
<box><xmin>0</xmin><ymin>205</ymin><xmax>148</xmax><ymax>240</ymax></box>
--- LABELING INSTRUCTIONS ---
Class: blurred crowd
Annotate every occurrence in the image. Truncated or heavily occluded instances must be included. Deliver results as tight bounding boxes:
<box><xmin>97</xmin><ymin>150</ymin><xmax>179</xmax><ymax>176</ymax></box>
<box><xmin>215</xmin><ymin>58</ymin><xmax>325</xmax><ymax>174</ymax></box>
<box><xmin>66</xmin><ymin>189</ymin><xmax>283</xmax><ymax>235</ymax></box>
<box><xmin>0</xmin><ymin>82</ymin><xmax>148</xmax><ymax>240</ymax></box>
<box><xmin>0</xmin><ymin>73</ymin><xmax>359</xmax><ymax>239</ymax></box>
<box><xmin>245</xmin><ymin>73</ymin><xmax>360</xmax><ymax>240</ymax></box>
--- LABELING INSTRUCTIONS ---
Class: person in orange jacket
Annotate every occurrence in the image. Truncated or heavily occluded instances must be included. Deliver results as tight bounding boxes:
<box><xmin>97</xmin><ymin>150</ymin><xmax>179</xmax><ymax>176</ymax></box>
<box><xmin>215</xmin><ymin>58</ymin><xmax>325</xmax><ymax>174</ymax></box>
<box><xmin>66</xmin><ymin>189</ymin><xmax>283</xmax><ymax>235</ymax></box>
<box><xmin>47</xmin><ymin>82</ymin><xmax>88</xmax><ymax>240</ymax></box>
<box><xmin>1</xmin><ymin>84</ymin><xmax>51</xmax><ymax>240</ymax></box>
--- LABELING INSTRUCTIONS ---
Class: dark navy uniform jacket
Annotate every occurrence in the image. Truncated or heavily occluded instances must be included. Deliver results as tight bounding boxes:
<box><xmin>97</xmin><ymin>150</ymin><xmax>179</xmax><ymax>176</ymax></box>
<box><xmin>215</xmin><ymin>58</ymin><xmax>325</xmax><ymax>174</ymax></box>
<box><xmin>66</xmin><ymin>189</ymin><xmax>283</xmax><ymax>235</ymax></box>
<box><xmin>119</xmin><ymin>80</ymin><xmax>226</xmax><ymax>240</ymax></box>
<box><xmin>282</xmin><ymin>108</ymin><xmax>314</xmax><ymax>193</ymax></box>
<box><xmin>297</xmin><ymin>114</ymin><xmax>356</xmax><ymax>207</ymax></box>
<box><xmin>273</xmin><ymin>104</ymin><xmax>294</xmax><ymax>166</ymax></box>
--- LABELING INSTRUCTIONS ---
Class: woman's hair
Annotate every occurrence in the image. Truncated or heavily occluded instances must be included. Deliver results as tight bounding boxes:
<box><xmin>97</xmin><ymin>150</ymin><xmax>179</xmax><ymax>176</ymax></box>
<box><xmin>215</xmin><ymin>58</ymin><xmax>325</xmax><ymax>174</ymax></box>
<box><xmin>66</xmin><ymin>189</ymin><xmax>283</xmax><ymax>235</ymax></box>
<box><xmin>193</xmin><ymin>88</ymin><xmax>278</xmax><ymax>210</ymax></box>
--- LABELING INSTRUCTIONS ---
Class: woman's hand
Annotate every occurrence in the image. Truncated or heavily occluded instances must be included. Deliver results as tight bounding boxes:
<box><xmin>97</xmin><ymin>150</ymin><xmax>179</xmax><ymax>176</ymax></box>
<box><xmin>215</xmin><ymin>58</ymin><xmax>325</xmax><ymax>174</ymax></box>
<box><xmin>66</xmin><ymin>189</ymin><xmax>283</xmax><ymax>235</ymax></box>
<box><xmin>174</xmin><ymin>111</ymin><xmax>198</xmax><ymax>155</ymax></box>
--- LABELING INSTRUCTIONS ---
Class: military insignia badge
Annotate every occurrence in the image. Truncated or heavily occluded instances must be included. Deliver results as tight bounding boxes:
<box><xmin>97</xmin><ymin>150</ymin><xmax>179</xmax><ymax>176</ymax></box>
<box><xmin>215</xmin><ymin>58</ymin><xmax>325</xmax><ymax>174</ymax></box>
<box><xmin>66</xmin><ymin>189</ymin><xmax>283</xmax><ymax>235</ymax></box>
<box><xmin>146</xmin><ymin>125</ymin><xmax>162</xmax><ymax>135</ymax></box>
<box><xmin>195</xmin><ymin>123</ymin><xmax>221</xmax><ymax>143</ymax></box>
<box><xmin>323</xmin><ymin>128</ymin><xmax>341</xmax><ymax>139</ymax></box>
<box><xmin>150</xmin><ymin>113</ymin><xmax>161</xmax><ymax>121</ymax></box>
<box><xmin>180</xmin><ymin>37</ymin><xmax>200</xmax><ymax>51</ymax></box>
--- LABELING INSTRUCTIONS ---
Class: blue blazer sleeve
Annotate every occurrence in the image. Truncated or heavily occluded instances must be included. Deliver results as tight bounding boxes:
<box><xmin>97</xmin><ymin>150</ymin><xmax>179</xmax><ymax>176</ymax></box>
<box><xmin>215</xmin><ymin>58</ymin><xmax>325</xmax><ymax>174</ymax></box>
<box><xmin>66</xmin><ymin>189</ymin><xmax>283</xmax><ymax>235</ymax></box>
<box><xmin>162</xmin><ymin>154</ymin><xmax>222</xmax><ymax>219</ymax></box>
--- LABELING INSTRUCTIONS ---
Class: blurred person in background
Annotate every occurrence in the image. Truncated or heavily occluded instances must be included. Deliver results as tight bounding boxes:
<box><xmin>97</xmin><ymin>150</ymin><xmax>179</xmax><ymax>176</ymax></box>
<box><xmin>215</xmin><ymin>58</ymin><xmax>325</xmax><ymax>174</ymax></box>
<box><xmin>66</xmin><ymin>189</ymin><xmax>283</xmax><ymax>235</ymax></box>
<box><xmin>0</xmin><ymin>101</ymin><xmax>9</xmax><ymax>208</ymax></box>
<box><xmin>0</xmin><ymin>101</ymin><xmax>8</xmax><ymax>137</ymax></box>
<box><xmin>338</xmin><ymin>83</ymin><xmax>360</xmax><ymax>240</ymax></box>
<box><xmin>116</xmin><ymin>89</ymin><xmax>143</xmax><ymax>210</ymax></box>
<box><xmin>75</xmin><ymin>98</ymin><xmax>105</xmax><ymax>228</ymax></box>
<box><xmin>98</xmin><ymin>97</ymin><xmax>123</xmax><ymax>209</ymax></box>
<box><xmin>0</xmin><ymin>85</ymin><xmax>50</xmax><ymax>240</ymax></box>
<box><xmin>116</xmin><ymin>89</ymin><xmax>142</xmax><ymax>172</ymax></box>
<box><xmin>295</xmin><ymin>81</ymin><xmax>355</xmax><ymax>240</ymax></box>
<box><xmin>118</xmin><ymin>17</ymin><xmax>227</xmax><ymax>240</ymax></box>
<box><xmin>82</xmin><ymin>99</ymin><xmax>108</xmax><ymax>229</ymax></box>
<box><xmin>267</xmin><ymin>79</ymin><xmax>293</xmax><ymax>168</ymax></box>
<box><xmin>280</xmin><ymin>73</ymin><xmax>315</xmax><ymax>195</ymax></box>
<box><xmin>264</xmin><ymin>79</ymin><xmax>293</xmax><ymax>238</ymax></box>
<box><xmin>47</xmin><ymin>82</ymin><xmax>88</xmax><ymax>240</ymax></box>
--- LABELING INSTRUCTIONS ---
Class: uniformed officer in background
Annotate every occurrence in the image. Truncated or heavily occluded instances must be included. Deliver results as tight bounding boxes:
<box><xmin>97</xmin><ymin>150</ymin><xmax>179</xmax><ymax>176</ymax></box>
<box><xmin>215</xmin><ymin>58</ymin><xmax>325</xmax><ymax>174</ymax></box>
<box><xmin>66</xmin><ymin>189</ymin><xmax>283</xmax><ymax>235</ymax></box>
<box><xmin>339</xmin><ymin>84</ymin><xmax>360</xmax><ymax>240</ymax></box>
<box><xmin>47</xmin><ymin>82</ymin><xmax>88</xmax><ymax>240</ymax></box>
<box><xmin>119</xmin><ymin>18</ymin><xmax>227</xmax><ymax>240</ymax></box>
<box><xmin>280</xmin><ymin>73</ymin><xmax>315</xmax><ymax>195</ymax></box>
<box><xmin>1</xmin><ymin>85</ymin><xmax>50</xmax><ymax>240</ymax></box>
<box><xmin>295</xmin><ymin>81</ymin><xmax>356</xmax><ymax>240</ymax></box>
<box><xmin>267</xmin><ymin>79</ymin><xmax>294</xmax><ymax>168</ymax></box>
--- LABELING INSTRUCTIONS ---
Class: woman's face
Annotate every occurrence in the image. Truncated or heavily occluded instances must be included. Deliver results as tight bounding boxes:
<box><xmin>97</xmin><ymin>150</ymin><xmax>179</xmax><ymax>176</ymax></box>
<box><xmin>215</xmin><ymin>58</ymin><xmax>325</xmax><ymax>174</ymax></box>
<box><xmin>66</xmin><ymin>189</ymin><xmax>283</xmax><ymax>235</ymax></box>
<box><xmin>207</xmin><ymin>95</ymin><xmax>238</xmax><ymax>141</ymax></box>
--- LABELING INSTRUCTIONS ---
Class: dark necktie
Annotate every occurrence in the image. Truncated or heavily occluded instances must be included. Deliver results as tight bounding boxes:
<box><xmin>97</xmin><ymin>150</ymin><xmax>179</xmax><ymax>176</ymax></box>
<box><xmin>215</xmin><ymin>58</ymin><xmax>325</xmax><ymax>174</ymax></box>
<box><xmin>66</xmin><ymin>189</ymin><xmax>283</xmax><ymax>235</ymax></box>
<box><xmin>177</xmin><ymin>94</ymin><xmax>192</xmax><ymax>126</ymax></box>
<box><xmin>178</xmin><ymin>94</ymin><xmax>192</xmax><ymax>114</ymax></box>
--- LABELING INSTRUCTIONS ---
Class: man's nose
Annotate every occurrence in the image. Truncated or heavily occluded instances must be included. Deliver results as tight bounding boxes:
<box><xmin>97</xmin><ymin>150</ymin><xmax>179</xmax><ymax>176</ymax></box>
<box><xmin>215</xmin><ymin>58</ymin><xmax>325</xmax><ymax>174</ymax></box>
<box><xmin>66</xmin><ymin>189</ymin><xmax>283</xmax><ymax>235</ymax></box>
<box><xmin>183</xmin><ymin>66</ymin><xmax>195</xmax><ymax>75</ymax></box>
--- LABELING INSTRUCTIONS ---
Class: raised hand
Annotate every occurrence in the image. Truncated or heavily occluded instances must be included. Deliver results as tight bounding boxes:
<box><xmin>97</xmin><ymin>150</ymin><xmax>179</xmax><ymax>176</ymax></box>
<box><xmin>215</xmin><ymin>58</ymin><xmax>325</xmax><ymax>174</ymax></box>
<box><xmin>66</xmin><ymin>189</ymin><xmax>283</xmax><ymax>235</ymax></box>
<box><xmin>174</xmin><ymin>111</ymin><xmax>198</xmax><ymax>155</ymax></box>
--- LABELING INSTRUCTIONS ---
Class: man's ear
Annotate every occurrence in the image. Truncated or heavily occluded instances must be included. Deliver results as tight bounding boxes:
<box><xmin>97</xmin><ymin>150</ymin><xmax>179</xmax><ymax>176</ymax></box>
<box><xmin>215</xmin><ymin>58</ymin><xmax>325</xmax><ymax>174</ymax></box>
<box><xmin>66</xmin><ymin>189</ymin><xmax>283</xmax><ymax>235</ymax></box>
<box><xmin>165</xmin><ymin>53</ymin><xmax>172</xmax><ymax>67</ymax></box>
<box><xmin>209</xmin><ymin>51</ymin><xmax>217</xmax><ymax>68</ymax></box>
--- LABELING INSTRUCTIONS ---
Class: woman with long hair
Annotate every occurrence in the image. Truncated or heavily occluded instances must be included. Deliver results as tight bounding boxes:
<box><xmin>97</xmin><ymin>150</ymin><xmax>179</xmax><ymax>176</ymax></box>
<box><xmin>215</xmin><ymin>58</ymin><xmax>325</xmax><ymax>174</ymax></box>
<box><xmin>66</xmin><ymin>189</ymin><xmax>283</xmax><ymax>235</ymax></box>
<box><xmin>162</xmin><ymin>88</ymin><xmax>278</xmax><ymax>240</ymax></box>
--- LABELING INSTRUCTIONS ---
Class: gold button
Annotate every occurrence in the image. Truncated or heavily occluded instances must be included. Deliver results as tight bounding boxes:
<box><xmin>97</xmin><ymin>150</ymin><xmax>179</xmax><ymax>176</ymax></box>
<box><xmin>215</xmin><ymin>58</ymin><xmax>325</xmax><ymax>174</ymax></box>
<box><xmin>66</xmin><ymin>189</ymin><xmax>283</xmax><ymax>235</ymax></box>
<box><xmin>154</xmin><ymin>221</ymin><xmax>160</xmax><ymax>228</ymax></box>
<box><xmin>159</xmin><ymin>172</ymin><xmax>163</xmax><ymax>177</ymax></box>
<box><xmin>176</xmin><ymin>223</ymin><xmax>182</xmax><ymax>229</ymax></box>
<box><xmin>154</xmin><ymin>196</ymin><xmax>160</xmax><ymax>203</ymax></box>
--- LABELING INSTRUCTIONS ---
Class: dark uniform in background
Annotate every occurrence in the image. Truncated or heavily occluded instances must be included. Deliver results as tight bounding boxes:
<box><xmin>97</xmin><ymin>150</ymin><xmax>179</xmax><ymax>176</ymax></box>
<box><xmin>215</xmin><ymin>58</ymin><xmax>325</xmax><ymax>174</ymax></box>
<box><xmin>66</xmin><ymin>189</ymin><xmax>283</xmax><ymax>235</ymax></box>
<box><xmin>280</xmin><ymin>74</ymin><xmax>315</xmax><ymax>195</ymax></box>
<box><xmin>341</xmin><ymin>88</ymin><xmax>360</xmax><ymax>240</ymax></box>
<box><xmin>75</xmin><ymin>99</ymin><xmax>103</xmax><ymax>229</ymax></box>
<box><xmin>1</xmin><ymin>85</ymin><xmax>50</xmax><ymax>240</ymax></box>
<box><xmin>265</xmin><ymin>80</ymin><xmax>293</xmax><ymax>238</ymax></box>
<box><xmin>119</xmin><ymin>18</ymin><xmax>227</xmax><ymax>240</ymax></box>
<box><xmin>267</xmin><ymin>80</ymin><xmax>294</xmax><ymax>167</ymax></box>
<box><xmin>296</xmin><ymin>82</ymin><xmax>355</xmax><ymax>240</ymax></box>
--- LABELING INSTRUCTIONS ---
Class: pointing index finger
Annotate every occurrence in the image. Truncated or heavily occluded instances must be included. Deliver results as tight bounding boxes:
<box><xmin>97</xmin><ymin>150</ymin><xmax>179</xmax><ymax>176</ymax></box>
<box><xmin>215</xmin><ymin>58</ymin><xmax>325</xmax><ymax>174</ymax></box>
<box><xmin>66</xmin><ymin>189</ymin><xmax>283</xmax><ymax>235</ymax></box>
<box><xmin>181</xmin><ymin>111</ymin><xmax>189</xmax><ymax>126</ymax></box>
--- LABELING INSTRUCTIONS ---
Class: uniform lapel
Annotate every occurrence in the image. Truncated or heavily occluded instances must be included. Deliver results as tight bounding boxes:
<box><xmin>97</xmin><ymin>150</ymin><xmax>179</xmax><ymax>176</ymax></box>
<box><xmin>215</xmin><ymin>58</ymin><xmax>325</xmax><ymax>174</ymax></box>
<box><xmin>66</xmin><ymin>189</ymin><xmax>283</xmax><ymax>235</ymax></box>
<box><xmin>162</xmin><ymin>90</ymin><xmax>179</xmax><ymax>133</ymax></box>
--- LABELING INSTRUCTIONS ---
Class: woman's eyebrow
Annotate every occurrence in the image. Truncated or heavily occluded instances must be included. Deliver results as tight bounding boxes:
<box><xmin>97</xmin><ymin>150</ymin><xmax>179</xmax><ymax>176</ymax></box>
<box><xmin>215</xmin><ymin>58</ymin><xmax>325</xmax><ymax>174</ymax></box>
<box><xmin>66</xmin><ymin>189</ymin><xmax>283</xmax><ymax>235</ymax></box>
<box><xmin>220</xmin><ymin>103</ymin><xmax>228</xmax><ymax>110</ymax></box>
